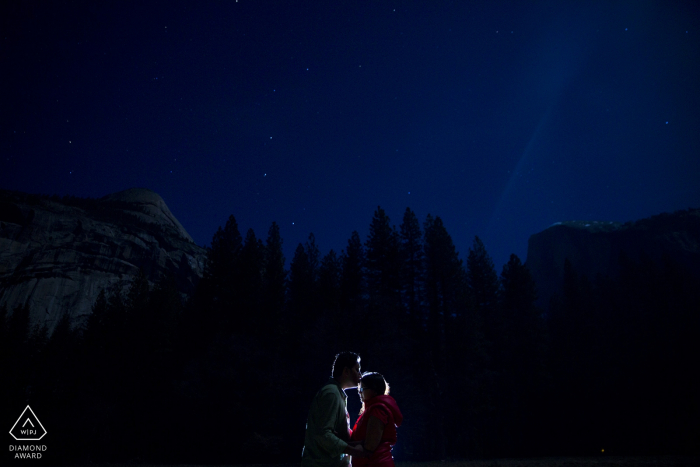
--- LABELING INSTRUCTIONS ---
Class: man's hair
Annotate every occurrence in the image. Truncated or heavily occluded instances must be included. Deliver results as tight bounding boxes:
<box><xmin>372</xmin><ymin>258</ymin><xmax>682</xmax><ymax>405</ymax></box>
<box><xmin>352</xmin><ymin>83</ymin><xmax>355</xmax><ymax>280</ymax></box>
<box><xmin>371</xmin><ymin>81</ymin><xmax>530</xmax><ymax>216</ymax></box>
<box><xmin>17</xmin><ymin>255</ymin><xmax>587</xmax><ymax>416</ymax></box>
<box><xmin>360</xmin><ymin>372</ymin><xmax>390</xmax><ymax>395</ymax></box>
<box><xmin>332</xmin><ymin>352</ymin><xmax>360</xmax><ymax>379</ymax></box>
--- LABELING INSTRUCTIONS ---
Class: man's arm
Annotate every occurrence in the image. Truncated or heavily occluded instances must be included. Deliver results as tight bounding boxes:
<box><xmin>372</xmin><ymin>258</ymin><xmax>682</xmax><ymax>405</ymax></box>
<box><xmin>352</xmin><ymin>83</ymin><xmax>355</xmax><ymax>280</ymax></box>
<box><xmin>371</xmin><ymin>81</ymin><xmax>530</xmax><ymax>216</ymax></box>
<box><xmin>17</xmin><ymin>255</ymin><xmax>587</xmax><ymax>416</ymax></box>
<box><xmin>313</xmin><ymin>391</ymin><xmax>349</xmax><ymax>457</ymax></box>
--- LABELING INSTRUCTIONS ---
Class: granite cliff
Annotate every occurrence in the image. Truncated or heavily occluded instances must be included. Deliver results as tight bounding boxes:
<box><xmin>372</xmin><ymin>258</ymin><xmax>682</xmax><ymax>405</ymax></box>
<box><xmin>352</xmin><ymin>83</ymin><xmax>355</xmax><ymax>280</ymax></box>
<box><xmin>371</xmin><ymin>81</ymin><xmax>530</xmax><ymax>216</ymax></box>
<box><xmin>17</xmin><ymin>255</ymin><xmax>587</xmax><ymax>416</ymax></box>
<box><xmin>526</xmin><ymin>208</ymin><xmax>700</xmax><ymax>309</ymax></box>
<box><xmin>0</xmin><ymin>188</ymin><xmax>207</xmax><ymax>334</ymax></box>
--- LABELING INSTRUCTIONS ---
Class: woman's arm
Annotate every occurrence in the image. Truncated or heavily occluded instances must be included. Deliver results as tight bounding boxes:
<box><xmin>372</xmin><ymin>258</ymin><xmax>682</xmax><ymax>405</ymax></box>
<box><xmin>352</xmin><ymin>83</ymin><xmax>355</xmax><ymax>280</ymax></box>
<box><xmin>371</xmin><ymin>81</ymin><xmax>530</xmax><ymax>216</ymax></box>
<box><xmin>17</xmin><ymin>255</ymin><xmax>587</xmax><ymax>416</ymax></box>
<box><xmin>363</xmin><ymin>416</ymin><xmax>385</xmax><ymax>453</ymax></box>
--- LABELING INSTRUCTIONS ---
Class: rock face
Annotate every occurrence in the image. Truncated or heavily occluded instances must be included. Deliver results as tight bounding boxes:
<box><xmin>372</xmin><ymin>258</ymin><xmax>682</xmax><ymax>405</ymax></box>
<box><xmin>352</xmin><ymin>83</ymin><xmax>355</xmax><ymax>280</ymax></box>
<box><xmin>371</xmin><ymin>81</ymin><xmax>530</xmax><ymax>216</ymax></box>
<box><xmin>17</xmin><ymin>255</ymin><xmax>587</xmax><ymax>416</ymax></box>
<box><xmin>0</xmin><ymin>188</ymin><xmax>207</xmax><ymax>334</ymax></box>
<box><xmin>526</xmin><ymin>208</ymin><xmax>700</xmax><ymax>309</ymax></box>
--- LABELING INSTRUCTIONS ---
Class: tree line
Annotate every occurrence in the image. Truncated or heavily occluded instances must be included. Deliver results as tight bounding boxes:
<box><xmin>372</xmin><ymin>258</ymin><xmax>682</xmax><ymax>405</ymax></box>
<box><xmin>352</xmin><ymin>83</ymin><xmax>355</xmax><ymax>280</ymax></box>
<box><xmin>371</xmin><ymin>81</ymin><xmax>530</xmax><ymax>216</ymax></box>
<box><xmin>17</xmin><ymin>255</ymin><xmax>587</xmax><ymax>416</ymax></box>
<box><xmin>1</xmin><ymin>206</ymin><xmax>698</xmax><ymax>464</ymax></box>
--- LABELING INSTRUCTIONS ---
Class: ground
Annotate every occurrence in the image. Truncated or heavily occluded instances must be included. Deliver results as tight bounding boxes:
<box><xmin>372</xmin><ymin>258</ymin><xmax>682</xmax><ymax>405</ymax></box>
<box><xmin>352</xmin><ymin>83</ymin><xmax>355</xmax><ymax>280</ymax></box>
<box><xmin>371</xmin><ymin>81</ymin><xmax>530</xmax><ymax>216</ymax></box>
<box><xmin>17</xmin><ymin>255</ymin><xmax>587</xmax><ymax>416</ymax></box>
<box><xmin>79</xmin><ymin>457</ymin><xmax>699</xmax><ymax>467</ymax></box>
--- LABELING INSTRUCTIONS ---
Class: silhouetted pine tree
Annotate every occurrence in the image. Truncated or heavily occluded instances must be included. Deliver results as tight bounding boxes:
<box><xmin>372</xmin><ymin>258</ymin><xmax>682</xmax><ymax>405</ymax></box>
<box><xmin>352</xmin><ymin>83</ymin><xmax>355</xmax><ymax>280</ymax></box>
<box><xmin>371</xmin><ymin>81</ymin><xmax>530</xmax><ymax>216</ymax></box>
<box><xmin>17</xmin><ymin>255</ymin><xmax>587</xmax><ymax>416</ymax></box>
<box><xmin>203</xmin><ymin>215</ymin><xmax>243</xmax><ymax>333</ymax></box>
<box><xmin>467</xmin><ymin>236</ymin><xmax>500</xmax><ymax>342</ymax></box>
<box><xmin>148</xmin><ymin>274</ymin><xmax>183</xmax><ymax>353</ymax></box>
<box><xmin>238</xmin><ymin>228</ymin><xmax>265</xmax><ymax>333</ymax></box>
<box><xmin>422</xmin><ymin>214</ymin><xmax>465</xmax><ymax>458</ymax></box>
<box><xmin>289</xmin><ymin>233</ymin><xmax>322</xmax><ymax>325</ymax></box>
<box><xmin>6</xmin><ymin>302</ymin><xmax>30</xmax><ymax>357</ymax></box>
<box><xmin>318</xmin><ymin>249</ymin><xmax>342</xmax><ymax>320</ymax></box>
<box><xmin>365</xmin><ymin>207</ymin><xmax>401</xmax><ymax>304</ymax></box>
<box><xmin>126</xmin><ymin>268</ymin><xmax>151</xmax><ymax>357</ymax></box>
<box><xmin>546</xmin><ymin>258</ymin><xmax>597</xmax><ymax>454</ymax></box>
<box><xmin>399</xmin><ymin>207</ymin><xmax>424</xmax><ymax>325</ymax></box>
<box><xmin>96</xmin><ymin>288</ymin><xmax>128</xmax><ymax>379</ymax></box>
<box><xmin>363</xmin><ymin>207</ymin><xmax>405</xmax><ymax>395</ymax></box>
<box><xmin>38</xmin><ymin>311</ymin><xmax>79</xmax><ymax>399</ymax></box>
<box><xmin>85</xmin><ymin>289</ymin><xmax>107</xmax><ymax>339</ymax></box>
<box><xmin>263</xmin><ymin>222</ymin><xmax>287</xmax><ymax>330</ymax></box>
<box><xmin>0</xmin><ymin>303</ymin><xmax>32</xmax><ymax>418</ymax></box>
<box><xmin>314</xmin><ymin>249</ymin><xmax>346</xmax><ymax>352</ymax></box>
<box><xmin>0</xmin><ymin>304</ymin><xmax>7</xmax><ymax>442</ymax></box>
<box><xmin>340</xmin><ymin>231</ymin><xmax>366</xmax><ymax>318</ymax></box>
<box><xmin>498</xmin><ymin>254</ymin><xmax>547</xmax><ymax>456</ymax></box>
<box><xmin>0</xmin><ymin>303</ymin><xmax>7</xmax><ymax>365</ymax></box>
<box><xmin>208</xmin><ymin>215</ymin><xmax>244</xmax><ymax>286</ymax></box>
<box><xmin>423</xmin><ymin>215</ymin><xmax>464</xmax><ymax>338</ymax></box>
<box><xmin>7</xmin><ymin>303</ymin><xmax>32</xmax><ymax>383</ymax></box>
<box><xmin>288</xmin><ymin>242</ymin><xmax>315</xmax><ymax>326</ymax></box>
<box><xmin>464</xmin><ymin>236</ymin><xmax>501</xmax><ymax>455</ymax></box>
<box><xmin>305</xmin><ymin>233</ymin><xmax>320</xmax><ymax>283</ymax></box>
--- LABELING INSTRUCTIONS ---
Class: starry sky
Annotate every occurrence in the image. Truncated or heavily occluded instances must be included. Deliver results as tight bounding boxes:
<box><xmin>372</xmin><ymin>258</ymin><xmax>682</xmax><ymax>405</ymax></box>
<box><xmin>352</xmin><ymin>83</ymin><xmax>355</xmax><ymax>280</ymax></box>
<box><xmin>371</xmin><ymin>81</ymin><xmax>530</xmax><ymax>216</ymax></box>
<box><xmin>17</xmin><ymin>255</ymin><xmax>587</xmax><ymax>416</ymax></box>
<box><xmin>2</xmin><ymin>0</ymin><xmax>699</xmax><ymax>269</ymax></box>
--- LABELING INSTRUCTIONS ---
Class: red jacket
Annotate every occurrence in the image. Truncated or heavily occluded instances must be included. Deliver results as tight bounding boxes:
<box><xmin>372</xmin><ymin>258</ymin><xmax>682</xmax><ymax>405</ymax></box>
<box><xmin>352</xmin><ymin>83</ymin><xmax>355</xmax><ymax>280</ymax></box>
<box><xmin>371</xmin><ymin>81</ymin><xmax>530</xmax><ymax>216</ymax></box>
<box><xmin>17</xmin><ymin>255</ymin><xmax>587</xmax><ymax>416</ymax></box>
<box><xmin>350</xmin><ymin>395</ymin><xmax>403</xmax><ymax>467</ymax></box>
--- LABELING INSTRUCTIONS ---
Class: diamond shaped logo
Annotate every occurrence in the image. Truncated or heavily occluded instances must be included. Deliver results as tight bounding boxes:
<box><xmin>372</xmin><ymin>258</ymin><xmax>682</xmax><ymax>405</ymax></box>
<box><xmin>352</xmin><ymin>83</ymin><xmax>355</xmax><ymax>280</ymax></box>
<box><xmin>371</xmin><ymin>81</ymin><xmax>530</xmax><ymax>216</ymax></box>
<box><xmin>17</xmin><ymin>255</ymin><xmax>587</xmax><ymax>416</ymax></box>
<box><xmin>9</xmin><ymin>406</ymin><xmax>47</xmax><ymax>441</ymax></box>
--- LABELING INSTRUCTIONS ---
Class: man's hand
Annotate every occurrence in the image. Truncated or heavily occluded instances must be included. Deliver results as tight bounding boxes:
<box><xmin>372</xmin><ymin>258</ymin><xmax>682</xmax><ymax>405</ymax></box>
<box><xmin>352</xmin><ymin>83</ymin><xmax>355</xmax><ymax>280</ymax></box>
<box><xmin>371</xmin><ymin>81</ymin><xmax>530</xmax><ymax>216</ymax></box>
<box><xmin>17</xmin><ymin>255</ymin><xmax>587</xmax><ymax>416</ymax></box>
<box><xmin>343</xmin><ymin>443</ymin><xmax>367</xmax><ymax>457</ymax></box>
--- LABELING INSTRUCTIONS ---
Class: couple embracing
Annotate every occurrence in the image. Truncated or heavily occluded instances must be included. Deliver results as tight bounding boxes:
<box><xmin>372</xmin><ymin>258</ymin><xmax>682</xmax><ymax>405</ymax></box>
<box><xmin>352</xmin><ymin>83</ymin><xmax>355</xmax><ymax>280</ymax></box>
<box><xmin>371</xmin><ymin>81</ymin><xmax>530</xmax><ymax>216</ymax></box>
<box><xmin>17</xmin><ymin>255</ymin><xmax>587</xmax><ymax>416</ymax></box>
<box><xmin>301</xmin><ymin>352</ymin><xmax>403</xmax><ymax>467</ymax></box>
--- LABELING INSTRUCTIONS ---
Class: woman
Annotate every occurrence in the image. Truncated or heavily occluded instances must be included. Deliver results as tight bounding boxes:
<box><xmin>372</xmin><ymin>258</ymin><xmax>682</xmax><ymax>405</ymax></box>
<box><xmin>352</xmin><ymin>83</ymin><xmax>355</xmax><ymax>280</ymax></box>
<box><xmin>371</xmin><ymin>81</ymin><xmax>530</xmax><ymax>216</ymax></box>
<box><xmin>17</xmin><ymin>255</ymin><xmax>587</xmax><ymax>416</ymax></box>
<box><xmin>350</xmin><ymin>372</ymin><xmax>403</xmax><ymax>467</ymax></box>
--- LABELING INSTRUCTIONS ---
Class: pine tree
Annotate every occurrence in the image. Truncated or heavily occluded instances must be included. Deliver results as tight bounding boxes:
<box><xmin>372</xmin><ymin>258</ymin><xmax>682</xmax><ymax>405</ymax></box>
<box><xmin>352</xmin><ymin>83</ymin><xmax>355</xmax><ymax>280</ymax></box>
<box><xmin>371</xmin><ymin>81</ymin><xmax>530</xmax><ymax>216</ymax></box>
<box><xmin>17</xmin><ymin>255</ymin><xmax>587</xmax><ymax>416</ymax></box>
<box><xmin>365</xmin><ymin>206</ymin><xmax>401</xmax><ymax>305</ymax></box>
<box><xmin>500</xmin><ymin>254</ymin><xmax>542</xmax><ymax>370</ymax></box>
<box><xmin>238</xmin><ymin>228</ymin><xmax>265</xmax><ymax>332</ymax></box>
<box><xmin>86</xmin><ymin>290</ymin><xmax>108</xmax><ymax>334</ymax></box>
<box><xmin>547</xmin><ymin>258</ymin><xmax>594</xmax><ymax>453</ymax></box>
<box><xmin>422</xmin><ymin>214</ymin><xmax>464</xmax><ymax>459</ymax></box>
<box><xmin>263</xmin><ymin>222</ymin><xmax>287</xmax><ymax>328</ymax></box>
<box><xmin>149</xmin><ymin>274</ymin><xmax>184</xmax><ymax>352</ymax></box>
<box><xmin>286</xmin><ymin>233</ymin><xmax>320</xmax><ymax>326</ymax></box>
<box><xmin>5</xmin><ymin>303</ymin><xmax>32</xmax><ymax>403</ymax></box>
<box><xmin>196</xmin><ymin>215</ymin><xmax>244</xmax><ymax>334</ymax></box>
<box><xmin>423</xmin><ymin>215</ymin><xmax>463</xmax><ymax>328</ymax></box>
<box><xmin>126</xmin><ymin>268</ymin><xmax>151</xmax><ymax>349</ymax></box>
<box><xmin>38</xmin><ymin>311</ymin><xmax>80</xmax><ymax>415</ymax></box>
<box><xmin>0</xmin><ymin>303</ymin><xmax>7</xmax><ymax>363</ymax></box>
<box><xmin>465</xmin><ymin>236</ymin><xmax>501</xmax><ymax>455</ymax></box>
<box><xmin>498</xmin><ymin>254</ymin><xmax>546</xmax><ymax>455</ymax></box>
<box><xmin>126</xmin><ymin>268</ymin><xmax>150</xmax><ymax>314</ymax></box>
<box><xmin>467</xmin><ymin>236</ymin><xmax>500</xmax><ymax>343</ymax></box>
<box><xmin>288</xmin><ymin>242</ymin><xmax>315</xmax><ymax>325</ymax></box>
<box><xmin>340</xmin><ymin>231</ymin><xmax>365</xmax><ymax>315</ymax></box>
<box><xmin>399</xmin><ymin>207</ymin><xmax>424</xmax><ymax>323</ymax></box>
<box><xmin>207</xmin><ymin>215</ymin><xmax>243</xmax><ymax>293</ymax></box>
<box><xmin>318</xmin><ymin>249</ymin><xmax>341</xmax><ymax>316</ymax></box>
<box><xmin>305</xmin><ymin>233</ymin><xmax>320</xmax><ymax>283</ymax></box>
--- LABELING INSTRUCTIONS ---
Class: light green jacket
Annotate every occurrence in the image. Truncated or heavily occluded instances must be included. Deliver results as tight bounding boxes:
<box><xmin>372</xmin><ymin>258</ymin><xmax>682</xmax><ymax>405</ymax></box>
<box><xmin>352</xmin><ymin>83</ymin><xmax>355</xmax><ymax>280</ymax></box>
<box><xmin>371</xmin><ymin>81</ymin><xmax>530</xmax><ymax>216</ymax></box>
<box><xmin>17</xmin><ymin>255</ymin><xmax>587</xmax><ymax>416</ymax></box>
<box><xmin>301</xmin><ymin>379</ymin><xmax>351</xmax><ymax>467</ymax></box>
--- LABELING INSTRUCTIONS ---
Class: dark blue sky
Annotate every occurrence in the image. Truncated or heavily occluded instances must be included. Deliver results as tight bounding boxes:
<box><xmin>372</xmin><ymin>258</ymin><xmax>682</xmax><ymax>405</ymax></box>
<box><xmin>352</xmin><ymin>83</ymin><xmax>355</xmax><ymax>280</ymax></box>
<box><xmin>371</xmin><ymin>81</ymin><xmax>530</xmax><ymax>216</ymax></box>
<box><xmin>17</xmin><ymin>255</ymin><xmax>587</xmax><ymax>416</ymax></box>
<box><xmin>2</xmin><ymin>0</ymin><xmax>699</xmax><ymax>269</ymax></box>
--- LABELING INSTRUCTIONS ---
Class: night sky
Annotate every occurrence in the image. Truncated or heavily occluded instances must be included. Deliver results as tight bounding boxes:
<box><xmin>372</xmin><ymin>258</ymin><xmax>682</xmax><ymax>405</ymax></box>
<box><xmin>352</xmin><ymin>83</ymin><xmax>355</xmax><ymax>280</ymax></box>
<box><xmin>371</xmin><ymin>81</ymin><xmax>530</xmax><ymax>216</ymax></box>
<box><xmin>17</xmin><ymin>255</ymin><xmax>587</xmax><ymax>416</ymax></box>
<box><xmin>2</xmin><ymin>1</ymin><xmax>699</xmax><ymax>269</ymax></box>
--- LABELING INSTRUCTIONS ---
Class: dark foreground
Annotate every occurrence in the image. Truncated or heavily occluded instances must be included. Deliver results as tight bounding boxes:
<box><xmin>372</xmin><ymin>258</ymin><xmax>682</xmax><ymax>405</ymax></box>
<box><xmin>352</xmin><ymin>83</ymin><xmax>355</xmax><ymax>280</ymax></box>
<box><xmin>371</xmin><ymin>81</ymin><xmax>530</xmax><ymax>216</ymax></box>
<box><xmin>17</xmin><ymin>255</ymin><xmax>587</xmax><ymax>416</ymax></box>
<box><xmin>400</xmin><ymin>457</ymin><xmax>699</xmax><ymax>467</ymax></box>
<box><xmin>78</xmin><ymin>457</ymin><xmax>700</xmax><ymax>467</ymax></box>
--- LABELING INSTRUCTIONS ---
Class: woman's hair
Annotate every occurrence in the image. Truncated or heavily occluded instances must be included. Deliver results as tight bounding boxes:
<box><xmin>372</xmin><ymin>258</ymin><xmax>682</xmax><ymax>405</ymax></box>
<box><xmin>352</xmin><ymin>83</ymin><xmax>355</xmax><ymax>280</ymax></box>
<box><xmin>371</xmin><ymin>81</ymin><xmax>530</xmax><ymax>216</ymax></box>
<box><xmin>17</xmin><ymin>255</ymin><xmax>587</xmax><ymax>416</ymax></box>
<box><xmin>360</xmin><ymin>372</ymin><xmax>390</xmax><ymax>396</ymax></box>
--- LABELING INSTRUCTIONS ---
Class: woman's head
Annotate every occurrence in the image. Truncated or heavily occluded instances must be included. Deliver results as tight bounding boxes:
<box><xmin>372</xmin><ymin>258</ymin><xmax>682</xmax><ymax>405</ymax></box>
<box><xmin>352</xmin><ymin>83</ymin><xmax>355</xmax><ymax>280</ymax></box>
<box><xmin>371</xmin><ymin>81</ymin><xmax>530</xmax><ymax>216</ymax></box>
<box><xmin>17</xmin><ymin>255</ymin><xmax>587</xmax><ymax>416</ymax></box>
<box><xmin>359</xmin><ymin>372</ymin><xmax>390</xmax><ymax>403</ymax></box>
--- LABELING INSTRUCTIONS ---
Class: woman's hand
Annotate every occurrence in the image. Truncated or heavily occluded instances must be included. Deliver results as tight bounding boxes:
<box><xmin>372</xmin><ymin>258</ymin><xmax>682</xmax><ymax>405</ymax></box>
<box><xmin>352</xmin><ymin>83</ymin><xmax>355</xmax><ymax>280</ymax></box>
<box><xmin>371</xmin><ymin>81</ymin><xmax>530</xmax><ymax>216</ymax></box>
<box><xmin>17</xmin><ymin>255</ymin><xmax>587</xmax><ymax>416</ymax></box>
<box><xmin>363</xmin><ymin>416</ymin><xmax>385</xmax><ymax>453</ymax></box>
<box><xmin>343</xmin><ymin>443</ymin><xmax>367</xmax><ymax>457</ymax></box>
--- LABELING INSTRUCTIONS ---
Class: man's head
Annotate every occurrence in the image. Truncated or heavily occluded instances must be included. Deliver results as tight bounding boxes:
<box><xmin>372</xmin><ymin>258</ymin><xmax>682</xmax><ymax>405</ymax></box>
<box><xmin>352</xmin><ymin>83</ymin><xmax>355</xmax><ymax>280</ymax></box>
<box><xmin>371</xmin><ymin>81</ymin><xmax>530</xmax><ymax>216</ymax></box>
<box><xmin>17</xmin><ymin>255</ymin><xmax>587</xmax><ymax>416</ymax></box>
<box><xmin>332</xmin><ymin>351</ymin><xmax>361</xmax><ymax>389</ymax></box>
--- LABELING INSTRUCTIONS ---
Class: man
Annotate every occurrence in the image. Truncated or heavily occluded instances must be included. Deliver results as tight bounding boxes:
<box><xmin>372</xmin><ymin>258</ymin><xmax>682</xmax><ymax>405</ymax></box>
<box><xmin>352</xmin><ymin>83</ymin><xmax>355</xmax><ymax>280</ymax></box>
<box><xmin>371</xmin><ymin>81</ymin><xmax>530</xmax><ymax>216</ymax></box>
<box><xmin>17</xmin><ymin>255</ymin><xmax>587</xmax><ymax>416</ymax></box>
<box><xmin>302</xmin><ymin>352</ymin><xmax>366</xmax><ymax>467</ymax></box>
